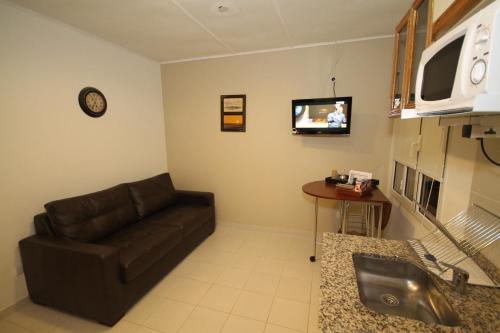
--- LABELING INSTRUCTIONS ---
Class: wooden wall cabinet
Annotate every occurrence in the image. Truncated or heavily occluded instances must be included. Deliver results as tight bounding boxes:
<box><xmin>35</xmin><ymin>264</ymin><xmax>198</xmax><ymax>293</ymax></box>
<box><xmin>389</xmin><ymin>0</ymin><xmax>433</xmax><ymax>117</ymax></box>
<box><xmin>389</xmin><ymin>13</ymin><xmax>410</xmax><ymax>116</ymax></box>
<box><xmin>432</xmin><ymin>0</ymin><xmax>482</xmax><ymax>40</ymax></box>
<box><xmin>388</xmin><ymin>0</ymin><xmax>486</xmax><ymax>118</ymax></box>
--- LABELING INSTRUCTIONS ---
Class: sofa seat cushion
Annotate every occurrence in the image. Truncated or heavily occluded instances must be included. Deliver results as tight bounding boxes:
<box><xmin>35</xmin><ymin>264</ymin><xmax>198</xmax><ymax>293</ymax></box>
<box><xmin>128</xmin><ymin>173</ymin><xmax>177</xmax><ymax>219</ymax></box>
<box><xmin>98</xmin><ymin>222</ymin><xmax>182</xmax><ymax>283</ymax></box>
<box><xmin>145</xmin><ymin>205</ymin><xmax>211</xmax><ymax>237</ymax></box>
<box><xmin>45</xmin><ymin>184</ymin><xmax>138</xmax><ymax>243</ymax></box>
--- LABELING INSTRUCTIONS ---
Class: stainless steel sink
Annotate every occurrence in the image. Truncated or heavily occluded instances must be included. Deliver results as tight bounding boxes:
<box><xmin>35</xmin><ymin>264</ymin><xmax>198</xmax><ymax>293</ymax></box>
<box><xmin>352</xmin><ymin>253</ymin><xmax>460</xmax><ymax>326</ymax></box>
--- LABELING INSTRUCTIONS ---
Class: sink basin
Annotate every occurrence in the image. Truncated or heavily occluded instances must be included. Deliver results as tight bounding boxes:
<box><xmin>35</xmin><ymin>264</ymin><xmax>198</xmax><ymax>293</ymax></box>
<box><xmin>352</xmin><ymin>253</ymin><xmax>460</xmax><ymax>326</ymax></box>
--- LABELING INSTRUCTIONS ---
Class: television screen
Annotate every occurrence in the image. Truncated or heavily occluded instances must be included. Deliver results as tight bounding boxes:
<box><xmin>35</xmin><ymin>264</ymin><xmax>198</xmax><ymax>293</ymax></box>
<box><xmin>292</xmin><ymin>97</ymin><xmax>352</xmax><ymax>135</ymax></box>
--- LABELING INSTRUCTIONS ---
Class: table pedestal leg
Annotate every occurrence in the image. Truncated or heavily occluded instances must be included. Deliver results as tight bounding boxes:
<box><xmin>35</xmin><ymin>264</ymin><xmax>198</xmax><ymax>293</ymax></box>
<box><xmin>377</xmin><ymin>204</ymin><xmax>383</xmax><ymax>238</ymax></box>
<box><xmin>310</xmin><ymin>197</ymin><xmax>318</xmax><ymax>262</ymax></box>
<box><xmin>371</xmin><ymin>205</ymin><xmax>375</xmax><ymax>237</ymax></box>
<box><xmin>341</xmin><ymin>201</ymin><xmax>347</xmax><ymax>234</ymax></box>
<box><xmin>363</xmin><ymin>204</ymin><xmax>370</xmax><ymax>236</ymax></box>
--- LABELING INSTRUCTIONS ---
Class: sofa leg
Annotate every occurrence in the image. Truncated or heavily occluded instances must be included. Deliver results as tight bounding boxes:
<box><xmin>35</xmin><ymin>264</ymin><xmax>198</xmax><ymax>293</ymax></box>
<box><xmin>29</xmin><ymin>296</ymin><xmax>48</xmax><ymax>307</ymax></box>
<box><xmin>98</xmin><ymin>312</ymin><xmax>125</xmax><ymax>327</ymax></box>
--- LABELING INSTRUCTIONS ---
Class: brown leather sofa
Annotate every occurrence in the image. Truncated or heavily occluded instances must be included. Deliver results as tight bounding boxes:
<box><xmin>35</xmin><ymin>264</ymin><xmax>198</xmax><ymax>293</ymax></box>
<box><xmin>19</xmin><ymin>173</ymin><xmax>215</xmax><ymax>326</ymax></box>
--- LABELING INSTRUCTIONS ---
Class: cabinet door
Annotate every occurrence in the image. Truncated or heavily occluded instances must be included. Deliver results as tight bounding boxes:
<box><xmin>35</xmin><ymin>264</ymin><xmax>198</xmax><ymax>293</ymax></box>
<box><xmin>432</xmin><ymin>0</ymin><xmax>482</xmax><ymax>40</ymax></box>
<box><xmin>418</xmin><ymin>117</ymin><xmax>448</xmax><ymax>180</ymax></box>
<box><xmin>406</xmin><ymin>0</ymin><xmax>433</xmax><ymax>108</ymax></box>
<box><xmin>389</xmin><ymin>13</ymin><xmax>411</xmax><ymax>117</ymax></box>
<box><xmin>393</xmin><ymin>118</ymin><xmax>421</xmax><ymax>168</ymax></box>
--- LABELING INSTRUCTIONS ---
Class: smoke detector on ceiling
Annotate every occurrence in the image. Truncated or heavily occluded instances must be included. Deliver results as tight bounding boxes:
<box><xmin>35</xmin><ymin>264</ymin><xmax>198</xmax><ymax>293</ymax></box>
<box><xmin>211</xmin><ymin>0</ymin><xmax>239</xmax><ymax>16</ymax></box>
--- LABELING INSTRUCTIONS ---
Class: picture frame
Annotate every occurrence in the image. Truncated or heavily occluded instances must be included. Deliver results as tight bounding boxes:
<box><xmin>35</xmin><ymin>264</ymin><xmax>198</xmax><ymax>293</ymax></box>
<box><xmin>221</xmin><ymin>94</ymin><xmax>246</xmax><ymax>132</ymax></box>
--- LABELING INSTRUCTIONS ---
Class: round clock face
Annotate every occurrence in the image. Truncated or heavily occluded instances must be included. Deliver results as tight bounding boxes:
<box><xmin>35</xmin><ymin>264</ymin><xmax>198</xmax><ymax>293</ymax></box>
<box><xmin>78</xmin><ymin>87</ymin><xmax>107</xmax><ymax>117</ymax></box>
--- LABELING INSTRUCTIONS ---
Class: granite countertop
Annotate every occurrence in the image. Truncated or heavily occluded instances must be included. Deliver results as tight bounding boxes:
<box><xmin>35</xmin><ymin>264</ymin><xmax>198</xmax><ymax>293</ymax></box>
<box><xmin>319</xmin><ymin>233</ymin><xmax>500</xmax><ymax>333</ymax></box>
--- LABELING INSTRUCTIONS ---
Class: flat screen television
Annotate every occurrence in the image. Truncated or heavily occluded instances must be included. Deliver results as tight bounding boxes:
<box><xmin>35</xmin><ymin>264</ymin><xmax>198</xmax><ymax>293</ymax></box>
<box><xmin>292</xmin><ymin>97</ymin><xmax>352</xmax><ymax>135</ymax></box>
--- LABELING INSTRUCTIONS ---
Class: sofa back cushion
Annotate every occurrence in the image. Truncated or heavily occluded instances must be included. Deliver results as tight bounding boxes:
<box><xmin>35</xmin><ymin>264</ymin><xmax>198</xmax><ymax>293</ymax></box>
<box><xmin>45</xmin><ymin>184</ymin><xmax>139</xmax><ymax>242</ymax></box>
<box><xmin>127</xmin><ymin>173</ymin><xmax>177</xmax><ymax>218</ymax></box>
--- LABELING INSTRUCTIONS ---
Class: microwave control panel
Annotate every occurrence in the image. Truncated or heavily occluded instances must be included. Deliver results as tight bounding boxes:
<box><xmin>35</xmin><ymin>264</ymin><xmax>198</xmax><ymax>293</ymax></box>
<box><xmin>470</xmin><ymin>24</ymin><xmax>490</xmax><ymax>87</ymax></box>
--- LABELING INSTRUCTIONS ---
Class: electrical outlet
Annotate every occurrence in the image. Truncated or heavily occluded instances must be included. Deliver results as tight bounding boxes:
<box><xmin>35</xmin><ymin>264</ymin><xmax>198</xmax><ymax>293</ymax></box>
<box><xmin>464</xmin><ymin>125</ymin><xmax>499</xmax><ymax>138</ymax></box>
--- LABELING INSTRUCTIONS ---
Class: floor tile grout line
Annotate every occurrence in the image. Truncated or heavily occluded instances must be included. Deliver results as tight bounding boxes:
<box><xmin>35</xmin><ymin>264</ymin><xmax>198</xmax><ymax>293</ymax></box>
<box><xmin>306</xmin><ymin>263</ymin><xmax>316</xmax><ymax>332</ymax></box>
<box><xmin>132</xmin><ymin>321</ymin><xmax>163</xmax><ymax>333</ymax></box>
<box><xmin>171</xmin><ymin>296</ymin><xmax>198</xmax><ymax>333</ymax></box>
<box><xmin>266</xmin><ymin>322</ymin><xmax>307</xmax><ymax>332</ymax></box>
<box><xmin>173</xmin><ymin>306</ymin><xmax>196</xmax><ymax>333</ymax></box>
<box><xmin>3</xmin><ymin>318</ymin><xmax>37</xmax><ymax>333</ymax></box>
<box><xmin>215</xmin><ymin>300</ymin><xmax>232</xmax><ymax>333</ymax></box>
<box><xmin>4</xmin><ymin>307</ymin><xmax>69</xmax><ymax>333</ymax></box>
<box><xmin>186</xmin><ymin>252</ymin><xmax>242</xmax><ymax>333</ymax></box>
<box><xmin>273</xmin><ymin>239</ymin><xmax>313</xmax><ymax>332</ymax></box>
<box><xmin>264</xmin><ymin>253</ymin><xmax>285</xmax><ymax>325</ymax></box>
<box><xmin>174</xmin><ymin>256</ymin><xmax>236</xmax><ymax>332</ymax></box>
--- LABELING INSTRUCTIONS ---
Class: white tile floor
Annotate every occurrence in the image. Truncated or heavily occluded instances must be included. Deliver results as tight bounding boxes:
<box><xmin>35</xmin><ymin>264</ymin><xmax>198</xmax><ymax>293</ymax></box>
<box><xmin>0</xmin><ymin>225</ymin><xmax>322</xmax><ymax>333</ymax></box>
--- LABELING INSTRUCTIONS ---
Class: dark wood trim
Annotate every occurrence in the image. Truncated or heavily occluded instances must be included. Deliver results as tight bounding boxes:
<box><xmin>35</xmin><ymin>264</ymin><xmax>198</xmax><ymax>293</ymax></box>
<box><xmin>403</xmin><ymin>0</ymin><xmax>434</xmax><ymax>109</ymax></box>
<box><xmin>413</xmin><ymin>0</ymin><xmax>426</xmax><ymax>8</ymax></box>
<box><xmin>389</xmin><ymin>31</ymin><xmax>400</xmax><ymax>113</ymax></box>
<box><xmin>402</xmin><ymin>9</ymin><xmax>417</xmax><ymax>109</ymax></box>
<box><xmin>406</xmin><ymin>101</ymin><xmax>416</xmax><ymax>109</ymax></box>
<box><xmin>432</xmin><ymin>0</ymin><xmax>482</xmax><ymax>40</ymax></box>
<box><xmin>389</xmin><ymin>0</ymin><xmax>434</xmax><ymax>116</ymax></box>
<box><xmin>389</xmin><ymin>12</ymin><xmax>411</xmax><ymax>116</ymax></box>
<box><xmin>426</xmin><ymin>0</ymin><xmax>434</xmax><ymax>46</ymax></box>
<box><xmin>396</xmin><ymin>10</ymin><xmax>411</xmax><ymax>32</ymax></box>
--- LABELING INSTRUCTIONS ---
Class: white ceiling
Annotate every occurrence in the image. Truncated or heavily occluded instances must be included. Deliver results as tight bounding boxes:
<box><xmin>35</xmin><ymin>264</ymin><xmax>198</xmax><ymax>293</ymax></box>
<box><xmin>9</xmin><ymin>0</ymin><xmax>412</xmax><ymax>63</ymax></box>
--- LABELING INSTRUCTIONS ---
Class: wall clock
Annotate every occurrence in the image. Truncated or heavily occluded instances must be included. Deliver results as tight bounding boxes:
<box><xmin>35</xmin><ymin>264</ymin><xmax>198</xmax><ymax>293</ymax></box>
<box><xmin>78</xmin><ymin>87</ymin><xmax>107</xmax><ymax>117</ymax></box>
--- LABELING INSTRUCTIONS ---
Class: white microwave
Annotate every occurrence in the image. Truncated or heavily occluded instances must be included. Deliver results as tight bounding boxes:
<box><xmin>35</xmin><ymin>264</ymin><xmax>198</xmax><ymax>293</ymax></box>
<box><xmin>415</xmin><ymin>1</ymin><xmax>500</xmax><ymax>116</ymax></box>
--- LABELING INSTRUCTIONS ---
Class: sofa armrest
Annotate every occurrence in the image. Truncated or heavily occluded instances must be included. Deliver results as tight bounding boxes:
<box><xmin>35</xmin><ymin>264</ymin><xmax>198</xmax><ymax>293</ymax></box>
<box><xmin>19</xmin><ymin>235</ymin><xmax>124</xmax><ymax>325</ymax></box>
<box><xmin>20</xmin><ymin>234</ymin><xmax>119</xmax><ymax>260</ymax></box>
<box><xmin>176</xmin><ymin>190</ymin><xmax>214</xmax><ymax>206</ymax></box>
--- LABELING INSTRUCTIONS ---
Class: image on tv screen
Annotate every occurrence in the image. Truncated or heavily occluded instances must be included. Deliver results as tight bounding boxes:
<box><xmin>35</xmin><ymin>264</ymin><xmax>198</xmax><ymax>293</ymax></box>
<box><xmin>294</xmin><ymin>101</ymin><xmax>349</xmax><ymax>129</ymax></box>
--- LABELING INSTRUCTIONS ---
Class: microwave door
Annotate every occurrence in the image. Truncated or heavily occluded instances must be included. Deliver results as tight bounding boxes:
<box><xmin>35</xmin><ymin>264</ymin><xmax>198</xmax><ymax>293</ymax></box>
<box><xmin>421</xmin><ymin>35</ymin><xmax>465</xmax><ymax>102</ymax></box>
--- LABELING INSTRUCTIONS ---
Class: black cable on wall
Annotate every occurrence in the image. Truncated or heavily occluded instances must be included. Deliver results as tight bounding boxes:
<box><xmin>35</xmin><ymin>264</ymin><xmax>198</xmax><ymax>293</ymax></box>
<box><xmin>480</xmin><ymin>138</ymin><xmax>500</xmax><ymax>167</ymax></box>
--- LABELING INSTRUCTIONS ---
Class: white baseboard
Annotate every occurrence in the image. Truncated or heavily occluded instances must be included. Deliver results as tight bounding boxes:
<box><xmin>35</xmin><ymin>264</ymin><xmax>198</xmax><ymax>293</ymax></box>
<box><xmin>0</xmin><ymin>297</ymin><xmax>29</xmax><ymax>319</ymax></box>
<box><xmin>216</xmin><ymin>221</ymin><xmax>313</xmax><ymax>238</ymax></box>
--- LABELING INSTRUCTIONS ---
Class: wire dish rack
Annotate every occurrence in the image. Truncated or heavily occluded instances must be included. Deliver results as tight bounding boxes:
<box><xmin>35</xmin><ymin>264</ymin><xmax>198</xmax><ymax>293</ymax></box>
<box><xmin>408</xmin><ymin>205</ymin><xmax>500</xmax><ymax>285</ymax></box>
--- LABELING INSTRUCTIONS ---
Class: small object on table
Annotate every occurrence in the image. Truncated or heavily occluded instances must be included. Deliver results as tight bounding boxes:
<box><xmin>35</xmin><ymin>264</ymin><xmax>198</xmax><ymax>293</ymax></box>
<box><xmin>324</xmin><ymin>175</ymin><xmax>349</xmax><ymax>184</ymax></box>
<box><xmin>325</xmin><ymin>177</ymin><xmax>349</xmax><ymax>184</ymax></box>
<box><xmin>339</xmin><ymin>174</ymin><xmax>349</xmax><ymax>181</ymax></box>
<box><xmin>336</xmin><ymin>180</ymin><xmax>372</xmax><ymax>197</ymax></box>
<box><xmin>348</xmin><ymin>170</ymin><xmax>372</xmax><ymax>184</ymax></box>
<box><xmin>336</xmin><ymin>183</ymin><xmax>355</xmax><ymax>190</ymax></box>
<box><xmin>355</xmin><ymin>180</ymin><xmax>371</xmax><ymax>193</ymax></box>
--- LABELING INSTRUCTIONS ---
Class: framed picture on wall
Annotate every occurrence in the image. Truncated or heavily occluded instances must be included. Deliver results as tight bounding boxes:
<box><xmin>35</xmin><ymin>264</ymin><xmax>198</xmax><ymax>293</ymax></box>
<box><xmin>221</xmin><ymin>95</ymin><xmax>246</xmax><ymax>132</ymax></box>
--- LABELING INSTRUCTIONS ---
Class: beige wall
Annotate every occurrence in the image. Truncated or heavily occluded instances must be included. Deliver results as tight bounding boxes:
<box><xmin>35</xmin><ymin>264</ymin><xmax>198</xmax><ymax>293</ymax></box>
<box><xmin>0</xmin><ymin>1</ymin><xmax>167</xmax><ymax>310</ymax></box>
<box><xmin>433</xmin><ymin>0</ymin><xmax>495</xmax><ymax>24</ymax></box>
<box><xmin>433</xmin><ymin>0</ymin><xmax>455</xmax><ymax>21</ymax></box>
<box><xmin>471</xmin><ymin>139</ymin><xmax>500</xmax><ymax>217</ymax></box>
<box><xmin>471</xmin><ymin>138</ymin><xmax>500</xmax><ymax>267</ymax></box>
<box><xmin>162</xmin><ymin>38</ymin><xmax>394</xmax><ymax>234</ymax></box>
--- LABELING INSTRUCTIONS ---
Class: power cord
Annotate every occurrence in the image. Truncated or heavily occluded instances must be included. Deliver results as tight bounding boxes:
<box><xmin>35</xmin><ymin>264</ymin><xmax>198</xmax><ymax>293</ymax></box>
<box><xmin>480</xmin><ymin>138</ymin><xmax>500</xmax><ymax>167</ymax></box>
<box><xmin>331</xmin><ymin>77</ymin><xmax>336</xmax><ymax>98</ymax></box>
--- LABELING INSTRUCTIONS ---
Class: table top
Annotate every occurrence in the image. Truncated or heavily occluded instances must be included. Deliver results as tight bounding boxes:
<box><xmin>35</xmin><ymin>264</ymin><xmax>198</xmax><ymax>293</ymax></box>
<box><xmin>302</xmin><ymin>181</ymin><xmax>390</xmax><ymax>204</ymax></box>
